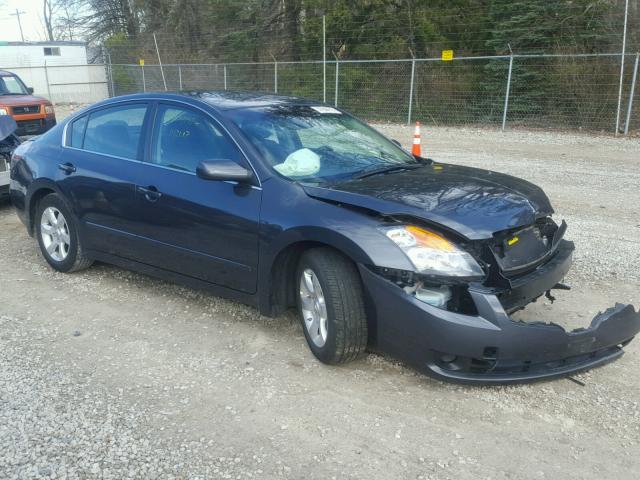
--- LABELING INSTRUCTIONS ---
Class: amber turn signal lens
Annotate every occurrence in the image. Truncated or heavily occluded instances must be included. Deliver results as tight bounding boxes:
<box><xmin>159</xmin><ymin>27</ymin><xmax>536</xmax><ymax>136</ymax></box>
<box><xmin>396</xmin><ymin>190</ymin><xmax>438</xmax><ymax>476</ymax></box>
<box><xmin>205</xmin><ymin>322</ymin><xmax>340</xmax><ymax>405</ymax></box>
<box><xmin>405</xmin><ymin>226</ymin><xmax>456</xmax><ymax>252</ymax></box>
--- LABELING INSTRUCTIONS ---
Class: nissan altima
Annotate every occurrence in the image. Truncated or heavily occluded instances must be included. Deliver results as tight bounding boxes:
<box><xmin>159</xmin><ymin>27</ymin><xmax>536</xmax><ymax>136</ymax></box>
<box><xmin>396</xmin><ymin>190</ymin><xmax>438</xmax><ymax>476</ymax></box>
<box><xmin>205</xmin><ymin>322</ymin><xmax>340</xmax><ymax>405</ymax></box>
<box><xmin>9</xmin><ymin>92</ymin><xmax>640</xmax><ymax>384</ymax></box>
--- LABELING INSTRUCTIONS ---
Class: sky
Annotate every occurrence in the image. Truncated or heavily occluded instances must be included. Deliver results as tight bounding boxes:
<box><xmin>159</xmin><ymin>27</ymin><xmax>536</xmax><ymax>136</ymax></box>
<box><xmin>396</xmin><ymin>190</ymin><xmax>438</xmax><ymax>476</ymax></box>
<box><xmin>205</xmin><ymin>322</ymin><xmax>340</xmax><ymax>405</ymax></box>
<box><xmin>0</xmin><ymin>0</ymin><xmax>51</xmax><ymax>42</ymax></box>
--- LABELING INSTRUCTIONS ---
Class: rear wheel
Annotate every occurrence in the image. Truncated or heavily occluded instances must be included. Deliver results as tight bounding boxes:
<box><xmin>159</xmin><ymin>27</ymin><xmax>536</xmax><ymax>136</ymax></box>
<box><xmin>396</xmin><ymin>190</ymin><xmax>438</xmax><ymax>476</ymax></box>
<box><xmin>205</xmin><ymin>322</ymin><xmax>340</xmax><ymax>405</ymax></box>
<box><xmin>296</xmin><ymin>248</ymin><xmax>368</xmax><ymax>364</ymax></box>
<box><xmin>35</xmin><ymin>193</ymin><xmax>93</xmax><ymax>273</ymax></box>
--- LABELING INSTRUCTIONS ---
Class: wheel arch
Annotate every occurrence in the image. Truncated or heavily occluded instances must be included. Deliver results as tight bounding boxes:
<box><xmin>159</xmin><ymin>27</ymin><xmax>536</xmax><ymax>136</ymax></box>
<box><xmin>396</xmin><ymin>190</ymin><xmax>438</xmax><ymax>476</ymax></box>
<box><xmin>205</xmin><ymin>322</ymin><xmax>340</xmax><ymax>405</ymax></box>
<box><xmin>258</xmin><ymin>228</ymin><xmax>375</xmax><ymax>317</ymax></box>
<box><xmin>26</xmin><ymin>180</ymin><xmax>63</xmax><ymax>236</ymax></box>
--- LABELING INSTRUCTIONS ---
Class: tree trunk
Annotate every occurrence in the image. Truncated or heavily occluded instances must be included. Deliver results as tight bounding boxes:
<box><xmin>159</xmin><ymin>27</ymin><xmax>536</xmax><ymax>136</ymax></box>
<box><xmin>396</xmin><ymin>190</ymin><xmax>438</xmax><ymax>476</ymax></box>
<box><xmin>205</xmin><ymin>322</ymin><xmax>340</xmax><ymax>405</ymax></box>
<box><xmin>283</xmin><ymin>0</ymin><xmax>301</xmax><ymax>61</ymax></box>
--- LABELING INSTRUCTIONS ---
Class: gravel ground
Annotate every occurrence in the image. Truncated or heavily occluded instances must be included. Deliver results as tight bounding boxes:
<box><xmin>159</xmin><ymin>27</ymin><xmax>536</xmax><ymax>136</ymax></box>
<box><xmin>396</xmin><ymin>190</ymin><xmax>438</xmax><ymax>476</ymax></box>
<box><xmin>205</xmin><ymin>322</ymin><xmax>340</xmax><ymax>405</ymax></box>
<box><xmin>1</xmin><ymin>109</ymin><xmax>639</xmax><ymax>479</ymax></box>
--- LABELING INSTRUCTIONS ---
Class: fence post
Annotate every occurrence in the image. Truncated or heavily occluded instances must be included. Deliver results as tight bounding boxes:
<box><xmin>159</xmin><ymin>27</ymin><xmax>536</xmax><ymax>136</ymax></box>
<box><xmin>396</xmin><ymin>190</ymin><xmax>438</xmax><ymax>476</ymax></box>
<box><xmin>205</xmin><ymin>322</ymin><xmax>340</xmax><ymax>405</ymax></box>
<box><xmin>322</xmin><ymin>15</ymin><xmax>327</xmax><ymax>103</ymax></box>
<box><xmin>141</xmin><ymin>64</ymin><xmax>146</xmax><ymax>92</ymax></box>
<box><xmin>502</xmin><ymin>54</ymin><xmax>514</xmax><ymax>131</ymax></box>
<box><xmin>153</xmin><ymin>33</ymin><xmax>168</xmax><ymax>91</ymax></box>
<box><xmin>624</xmin><ymin>53</ymin><xmax>639</xmax><ymax>136</ymax></box>
<box><xmin>224</xmin><ymin>65</ymin><xmax>228</xmax><ymax>90</ymax></box>
<box><xmin>108</xmin><ymin>63</ymin><xmax>114</xmax><ymax>97</ymax></box>
<box><xmin>407</xmin><ymin>59</ymin><xmax>416</xmax><ymax>125</ymax></box>
<box><xmin>178</xmin><ymin>65</ymin><xmax>183</xmax><ymax>90</ymax></box>
<box><xmin>615</xmin><ymin>0</ymin><xmax>630</xmax><ymax>136</ymax></box>
<box><xmin>103</xmin><ymin>47</ymin><xmax>114</xmax><ymax>97</ymax></box>
<box><xmin>334</xmin><ymin>60</ymin><xmax>339</xmax><ymax>107</ymax></box>
<box><xmin>43</xmin><ymin>61</ymin><xmax>52</xmax><ymax>101</ymax></box>
<box><xmin>274</xmin><ymin>61</ymin><xmax>278</xmax><ymax>93</ymax></box>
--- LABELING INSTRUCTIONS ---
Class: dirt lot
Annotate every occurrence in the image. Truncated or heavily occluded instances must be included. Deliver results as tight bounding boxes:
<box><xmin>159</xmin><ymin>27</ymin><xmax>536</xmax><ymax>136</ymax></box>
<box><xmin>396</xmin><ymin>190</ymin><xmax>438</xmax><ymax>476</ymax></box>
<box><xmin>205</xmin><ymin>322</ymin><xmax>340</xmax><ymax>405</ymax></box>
<box><xmin>1</xmin><ymin>113</ymin><xmax>639</xmax><ymax>479</ymax></box>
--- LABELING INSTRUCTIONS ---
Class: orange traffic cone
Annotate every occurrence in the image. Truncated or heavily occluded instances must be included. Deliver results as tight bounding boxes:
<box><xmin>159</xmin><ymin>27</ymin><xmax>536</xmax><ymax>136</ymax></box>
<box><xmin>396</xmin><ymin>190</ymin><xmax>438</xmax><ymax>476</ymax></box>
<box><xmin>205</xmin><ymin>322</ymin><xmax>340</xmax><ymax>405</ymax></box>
<box><xmin>411</xmin><ymin>121</ymin><xmax>422</xmax><ymax>157</ymax></box>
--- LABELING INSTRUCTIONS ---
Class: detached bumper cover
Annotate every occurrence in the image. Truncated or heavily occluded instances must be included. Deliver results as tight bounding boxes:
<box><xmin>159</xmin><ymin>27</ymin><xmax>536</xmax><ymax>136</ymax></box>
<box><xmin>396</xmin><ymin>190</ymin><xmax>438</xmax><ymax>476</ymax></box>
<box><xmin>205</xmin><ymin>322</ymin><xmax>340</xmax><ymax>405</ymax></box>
<box><xmin>360</xmin><ymin>246</ymin><xmax>640</xmax><ymax>384</ymax></box>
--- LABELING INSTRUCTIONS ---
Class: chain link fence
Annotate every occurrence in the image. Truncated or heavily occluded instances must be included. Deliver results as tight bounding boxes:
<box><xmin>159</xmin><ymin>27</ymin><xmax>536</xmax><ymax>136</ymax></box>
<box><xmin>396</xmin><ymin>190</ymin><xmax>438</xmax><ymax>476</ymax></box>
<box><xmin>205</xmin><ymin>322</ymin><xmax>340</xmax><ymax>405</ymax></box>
<box><xmin>105</xmin><ymin>53</ymin><xmax>640</xmax><ymax>135</ymax></box>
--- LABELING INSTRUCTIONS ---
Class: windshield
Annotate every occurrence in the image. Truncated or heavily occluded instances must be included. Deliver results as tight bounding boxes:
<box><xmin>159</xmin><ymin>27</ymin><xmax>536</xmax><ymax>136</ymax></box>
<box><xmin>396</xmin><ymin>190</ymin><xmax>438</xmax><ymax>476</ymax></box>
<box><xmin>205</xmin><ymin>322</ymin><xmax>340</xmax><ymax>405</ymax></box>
<box><xmin>0</xmin><ymin>75</ymin><xmax>29</xmax><ymax>95</ymax></box>
<box><xmin>229</xmin><ymin>105</ymin><xmax>418</xmax><ymax>184</ymax></box>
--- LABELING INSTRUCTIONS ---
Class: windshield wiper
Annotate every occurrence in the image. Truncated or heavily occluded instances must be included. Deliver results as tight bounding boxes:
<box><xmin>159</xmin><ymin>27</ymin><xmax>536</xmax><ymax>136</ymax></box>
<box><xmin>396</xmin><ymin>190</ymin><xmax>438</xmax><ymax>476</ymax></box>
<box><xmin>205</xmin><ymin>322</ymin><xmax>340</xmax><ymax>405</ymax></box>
<box><xmin>353</xmin><ymin>163</ymin><xmax>422</xmax><ymax>180</ymax></box>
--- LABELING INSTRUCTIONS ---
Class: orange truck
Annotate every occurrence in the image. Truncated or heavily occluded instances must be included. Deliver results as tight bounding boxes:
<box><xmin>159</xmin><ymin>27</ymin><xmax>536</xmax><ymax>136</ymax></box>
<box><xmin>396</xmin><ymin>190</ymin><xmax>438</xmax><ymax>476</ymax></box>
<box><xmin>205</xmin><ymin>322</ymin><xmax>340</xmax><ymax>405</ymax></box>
<box><xmin>0</xmin><ymin>69</ymin><xmax>56</xmax><ymax>136</ymax></box>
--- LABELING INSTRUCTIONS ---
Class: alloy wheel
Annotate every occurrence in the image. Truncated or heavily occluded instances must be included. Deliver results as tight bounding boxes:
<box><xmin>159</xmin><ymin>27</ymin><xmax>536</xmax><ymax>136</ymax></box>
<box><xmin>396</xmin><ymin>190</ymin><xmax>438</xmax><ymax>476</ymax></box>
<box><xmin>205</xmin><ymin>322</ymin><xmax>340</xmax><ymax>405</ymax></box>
<box><xmin>40</xmin><ymin>207</ymin><xmax>71</xmax><ymax>262</ymax></box>
<box><xmin>299</xmin><ymin>268</ymin><xmax>329</xmax><ymax>347</ymax></box>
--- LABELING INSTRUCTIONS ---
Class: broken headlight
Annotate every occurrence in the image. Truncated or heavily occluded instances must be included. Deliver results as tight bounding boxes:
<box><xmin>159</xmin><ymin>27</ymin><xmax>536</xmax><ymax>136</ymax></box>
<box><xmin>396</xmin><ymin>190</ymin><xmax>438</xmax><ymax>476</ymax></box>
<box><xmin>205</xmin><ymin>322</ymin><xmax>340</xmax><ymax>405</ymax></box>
<box><xmin>381</xmin><ymin>225</ymin><xmax>484</xmax><ymax>278</ymax></box>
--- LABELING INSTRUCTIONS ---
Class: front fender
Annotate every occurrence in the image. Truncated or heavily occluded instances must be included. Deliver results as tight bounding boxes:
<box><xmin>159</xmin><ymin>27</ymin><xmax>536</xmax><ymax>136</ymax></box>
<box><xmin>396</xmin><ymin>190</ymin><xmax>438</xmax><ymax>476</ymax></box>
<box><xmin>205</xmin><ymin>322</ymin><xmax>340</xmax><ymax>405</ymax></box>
<box><xmin>265</xmin><ymin>225</ymin><xmax>415</xmax><ymax>270</ymax></box>
<box><xmin>257</xmin><ymin>224</ymin><xmax>416</xmax><ymax>316</ymax></box>
<box><xmin>260</xmin><ymin>177</ymin><xmax>417</xmax><ymax>272</ymax></box>
<box><xmin>257</xmin><ymin>223</ymin><xmax>417</xmax><ymax>316</ymax></box>
<box><xmin>255</xmin><ymin>177</ymin><xmax>418</xmax><ymax>315</ymax></box>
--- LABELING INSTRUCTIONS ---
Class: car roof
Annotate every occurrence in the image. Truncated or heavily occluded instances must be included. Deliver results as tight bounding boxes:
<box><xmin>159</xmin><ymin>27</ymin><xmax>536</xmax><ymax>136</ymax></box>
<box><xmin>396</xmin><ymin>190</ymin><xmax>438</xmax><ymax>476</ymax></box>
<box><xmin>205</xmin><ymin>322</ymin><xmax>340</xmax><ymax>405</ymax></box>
<box><xmin>0</xmin><ymin>70</ymin><xmax>17</xmax><ymax>76</ymax></box>
<box><xmin>101</xmin><ymin>91</ymin><xmax>323</xmax><ymax>112</ymax></box>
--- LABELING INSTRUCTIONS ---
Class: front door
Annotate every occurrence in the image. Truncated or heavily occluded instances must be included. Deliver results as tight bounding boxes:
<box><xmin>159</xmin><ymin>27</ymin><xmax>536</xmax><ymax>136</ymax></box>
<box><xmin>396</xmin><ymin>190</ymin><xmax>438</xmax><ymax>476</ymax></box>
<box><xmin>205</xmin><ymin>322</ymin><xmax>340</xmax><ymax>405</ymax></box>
<box><xmin>131</xmin><ymin>103</ymin><xmax>262</xmax><ymax>294</ymax></box>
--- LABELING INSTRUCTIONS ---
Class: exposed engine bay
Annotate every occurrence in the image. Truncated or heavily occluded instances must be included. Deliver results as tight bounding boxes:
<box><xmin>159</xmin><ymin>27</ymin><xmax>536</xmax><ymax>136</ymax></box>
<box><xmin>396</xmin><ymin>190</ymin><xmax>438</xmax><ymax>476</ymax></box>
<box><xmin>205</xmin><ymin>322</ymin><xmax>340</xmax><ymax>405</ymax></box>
<box><xmin>0</xmin><ymin>115</ymin><xmax>20</xmax><ymax>194</ymax></box>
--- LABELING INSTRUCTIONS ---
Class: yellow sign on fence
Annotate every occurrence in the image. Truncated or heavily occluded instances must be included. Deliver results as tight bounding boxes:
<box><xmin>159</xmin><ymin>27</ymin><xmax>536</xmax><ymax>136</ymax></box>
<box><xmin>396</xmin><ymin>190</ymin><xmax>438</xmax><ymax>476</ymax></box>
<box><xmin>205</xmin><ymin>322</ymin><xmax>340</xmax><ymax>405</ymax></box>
<box><xmin>139</xmin><ymin>59</ymin><xmax>145</xmax><ymax>66</ymax></box>
<box><xmin>441</xmin><ymin>50</ymin><xmax>454</xmax><ymax>61</ymax></box>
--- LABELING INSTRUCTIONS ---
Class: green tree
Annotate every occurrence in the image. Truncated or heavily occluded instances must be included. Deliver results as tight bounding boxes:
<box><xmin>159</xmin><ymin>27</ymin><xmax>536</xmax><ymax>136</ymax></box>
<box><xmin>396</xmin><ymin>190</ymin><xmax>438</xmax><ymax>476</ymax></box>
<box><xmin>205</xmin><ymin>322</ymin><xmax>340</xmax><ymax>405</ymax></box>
<box><xmin>480</xmin><ymin>0</ymin><xmax>613</xmax><ymax>123</ymax></box>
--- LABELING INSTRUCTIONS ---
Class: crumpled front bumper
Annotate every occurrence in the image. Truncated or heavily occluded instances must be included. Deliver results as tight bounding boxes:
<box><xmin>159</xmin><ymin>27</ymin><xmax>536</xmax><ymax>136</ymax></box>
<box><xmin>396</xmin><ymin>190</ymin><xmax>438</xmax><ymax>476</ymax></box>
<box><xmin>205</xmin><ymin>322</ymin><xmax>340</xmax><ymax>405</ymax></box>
<box><xmin>359</xmin><ymin>246</ymin><xmax>640</xmax><ymax>384</ymax></box>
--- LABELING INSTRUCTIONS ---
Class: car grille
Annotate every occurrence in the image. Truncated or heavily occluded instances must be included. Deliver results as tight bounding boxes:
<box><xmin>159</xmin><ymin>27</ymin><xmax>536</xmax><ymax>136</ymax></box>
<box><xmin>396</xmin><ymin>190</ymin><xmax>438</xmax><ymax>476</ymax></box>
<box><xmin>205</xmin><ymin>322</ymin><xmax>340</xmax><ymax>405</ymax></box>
<box><xmin>12</xmin><ymin>105</ymin><xmax>41</xmax><ymax>115</ymax></box>
<box><xmin>16</xmin><ymin>119</ymin><xmax>44</xmax><ymax>134</ymax></box>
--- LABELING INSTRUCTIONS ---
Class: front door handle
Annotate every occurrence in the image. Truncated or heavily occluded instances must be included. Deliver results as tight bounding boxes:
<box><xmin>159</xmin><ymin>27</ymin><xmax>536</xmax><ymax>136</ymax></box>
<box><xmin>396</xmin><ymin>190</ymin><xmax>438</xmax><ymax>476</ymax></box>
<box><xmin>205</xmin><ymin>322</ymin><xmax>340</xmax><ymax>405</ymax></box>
<box><xmin>137</xmin><ymin>185</ymin><xmax>162</xmax><ymax>202</ymax></box>
<box><xmin>58</xmin><ymin>162</ymin><xmax>76</xmax><ymax>175</ymax></box>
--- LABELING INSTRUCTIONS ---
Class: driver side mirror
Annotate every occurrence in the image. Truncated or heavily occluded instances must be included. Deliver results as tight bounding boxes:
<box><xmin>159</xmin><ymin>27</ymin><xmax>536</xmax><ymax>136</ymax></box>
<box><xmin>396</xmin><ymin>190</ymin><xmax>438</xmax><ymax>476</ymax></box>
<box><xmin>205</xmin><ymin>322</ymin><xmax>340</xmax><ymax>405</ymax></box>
<box><xmin>26</xmin><ymin>87</ymin><xmax>34</xmax><ymax>94</ymax></box>
<box><xmin>196</xmin><ymin>159</ymin><xmax>254</xmax><ymax>183</ymax></box>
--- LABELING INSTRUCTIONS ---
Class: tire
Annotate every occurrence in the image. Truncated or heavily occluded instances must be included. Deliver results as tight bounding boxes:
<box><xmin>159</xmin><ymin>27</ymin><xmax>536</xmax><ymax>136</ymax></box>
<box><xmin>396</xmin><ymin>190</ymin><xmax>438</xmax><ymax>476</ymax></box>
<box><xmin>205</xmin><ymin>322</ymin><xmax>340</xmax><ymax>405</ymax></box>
<box><xmin>35</xmin><ymin>193</ymin><xmax>93</xmax><ymax>273</ymax></box>
<box><xmin>296</xmin><ymin>247</ymin><xmax>368</xmax><ymax>364</ymax></box>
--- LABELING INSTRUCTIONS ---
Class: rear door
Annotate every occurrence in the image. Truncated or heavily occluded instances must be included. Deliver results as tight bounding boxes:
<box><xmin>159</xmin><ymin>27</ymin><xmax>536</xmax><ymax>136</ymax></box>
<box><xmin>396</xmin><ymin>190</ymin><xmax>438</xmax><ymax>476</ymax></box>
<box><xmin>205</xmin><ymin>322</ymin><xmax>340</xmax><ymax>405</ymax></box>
<box><xmin>58</xmin><ymin>102</ymin><xmax>151</xmax><ymax>258</ymax></box>
<box><xmin>130</xmin><ymin>102</ymin><xmax>262</xmax><ymax>293</ymax></box>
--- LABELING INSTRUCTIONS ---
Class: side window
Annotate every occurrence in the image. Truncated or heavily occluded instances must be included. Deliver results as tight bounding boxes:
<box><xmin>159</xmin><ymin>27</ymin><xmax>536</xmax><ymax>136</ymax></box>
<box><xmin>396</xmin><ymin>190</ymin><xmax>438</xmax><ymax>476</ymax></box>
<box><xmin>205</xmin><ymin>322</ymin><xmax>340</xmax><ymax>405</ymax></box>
<box><xmin>83</xmin><ymin>104</ymin><xmax>147</xmax><ymax>160</ymax></box>
<box><xmin>69</xmin><ymin>115</ymin><xmax>88</xmax><ymax>148</ymax></box>
<box><xmin>151</xmin><ymin>105</ymin><xmax>242</xmax><ymax>173</ymax></box>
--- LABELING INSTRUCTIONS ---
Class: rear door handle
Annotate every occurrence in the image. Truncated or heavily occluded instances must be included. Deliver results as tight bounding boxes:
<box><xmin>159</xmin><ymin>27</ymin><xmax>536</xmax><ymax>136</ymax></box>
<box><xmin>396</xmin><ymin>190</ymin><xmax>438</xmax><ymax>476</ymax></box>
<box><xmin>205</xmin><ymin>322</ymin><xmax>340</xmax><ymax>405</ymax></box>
<box><xmin>58</xmin><ymin>162</ymin><xmax>76</xmax><ymax>175</ymax></box>
<box><xmin>137</xmin><ymin>185</ymin><xmax>162</xmax><ymax>202</ymax></box>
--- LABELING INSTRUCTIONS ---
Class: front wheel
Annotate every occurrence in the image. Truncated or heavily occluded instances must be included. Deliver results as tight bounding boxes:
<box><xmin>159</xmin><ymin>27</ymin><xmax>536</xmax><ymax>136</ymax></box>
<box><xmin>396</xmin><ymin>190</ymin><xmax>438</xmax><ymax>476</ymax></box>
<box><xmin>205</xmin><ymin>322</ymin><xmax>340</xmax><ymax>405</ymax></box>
<box><xmin>35</xmin><ymin>193</ymin><xmax>93</xmax><ymax>273</ymax></box>
<box><xmin>296</xmin><ymin>248</ymin><xmax>368</xmax><ymax>364</ymax></box>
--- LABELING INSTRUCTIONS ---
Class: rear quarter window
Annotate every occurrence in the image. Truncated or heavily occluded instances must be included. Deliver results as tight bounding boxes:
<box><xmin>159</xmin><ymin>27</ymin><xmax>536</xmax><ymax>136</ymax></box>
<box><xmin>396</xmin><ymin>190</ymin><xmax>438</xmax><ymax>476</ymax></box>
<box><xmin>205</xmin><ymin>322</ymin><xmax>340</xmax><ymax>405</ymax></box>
<box><xmin>69</xmin><ymin>115</ymin><xmax>88</xmax><ymax>148</ymax></box>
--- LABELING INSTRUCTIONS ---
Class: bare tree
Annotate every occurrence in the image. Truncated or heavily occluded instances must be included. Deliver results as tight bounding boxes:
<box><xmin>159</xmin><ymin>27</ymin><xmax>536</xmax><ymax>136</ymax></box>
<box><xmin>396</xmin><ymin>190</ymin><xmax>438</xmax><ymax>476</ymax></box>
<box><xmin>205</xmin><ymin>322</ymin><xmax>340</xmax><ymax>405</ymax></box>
<box><xmin>43</xmin><ymin>0</ymin><xmax>56</xmax><ymax>41</ymax></box>
<box><xmin>52</xmin><ymin>0</ymin><xmax>141</xmax><ymax>42</ymax></box>
<box><xmin>54</xmin><ymin>0</ymin><xmax>85</xmax><ymax>40</ymax></box>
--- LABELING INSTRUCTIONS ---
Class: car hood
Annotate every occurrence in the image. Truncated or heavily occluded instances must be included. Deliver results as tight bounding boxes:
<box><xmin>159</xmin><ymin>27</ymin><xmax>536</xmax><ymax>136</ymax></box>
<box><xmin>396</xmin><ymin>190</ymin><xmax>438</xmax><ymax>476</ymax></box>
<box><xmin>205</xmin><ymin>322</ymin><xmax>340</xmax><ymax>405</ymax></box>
<box><xmin>0</xmin><ymin>95</ymin><xmax>50</xmax><ymax>106</ymax></box>
<box><xmin>303</xmin><ymin>162</ymin><xmax>554</xmax><ymax>240</ymax></box>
